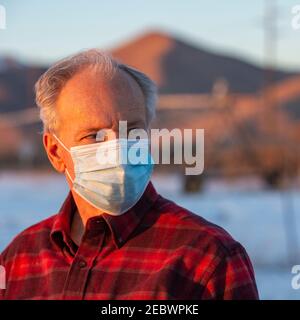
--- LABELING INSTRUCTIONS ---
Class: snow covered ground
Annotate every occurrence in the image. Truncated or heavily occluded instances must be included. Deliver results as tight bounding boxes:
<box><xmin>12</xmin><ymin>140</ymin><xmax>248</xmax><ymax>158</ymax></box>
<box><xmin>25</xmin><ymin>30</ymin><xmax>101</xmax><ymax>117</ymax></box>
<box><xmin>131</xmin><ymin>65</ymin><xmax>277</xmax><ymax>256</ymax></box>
<box><xmin>0</xmin><ymin>171</ymin><xmax>300</xmax><ymax>299</ymax></box>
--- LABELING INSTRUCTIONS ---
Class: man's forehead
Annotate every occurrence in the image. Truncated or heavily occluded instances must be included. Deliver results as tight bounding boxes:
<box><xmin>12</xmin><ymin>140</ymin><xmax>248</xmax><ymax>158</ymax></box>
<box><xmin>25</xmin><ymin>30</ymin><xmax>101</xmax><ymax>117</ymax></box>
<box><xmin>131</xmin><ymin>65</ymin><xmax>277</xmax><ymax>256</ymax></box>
<box><xmin>55</xmin><ymin>66</ymin><xmax>146</xmax><ymax>134</ymax></box>
<box><xmin>58</xmin><ymin>67</ymin><xmax>144</xmax><ymax>107</ymax></box>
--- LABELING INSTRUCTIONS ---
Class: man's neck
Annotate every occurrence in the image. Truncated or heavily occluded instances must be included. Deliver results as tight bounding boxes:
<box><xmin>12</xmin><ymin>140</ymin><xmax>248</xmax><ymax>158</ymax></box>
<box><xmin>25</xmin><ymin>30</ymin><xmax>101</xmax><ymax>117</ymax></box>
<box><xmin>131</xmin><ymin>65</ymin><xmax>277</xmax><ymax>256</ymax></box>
<box><xmin>70</xmin><ymin>190</ymin><xmax>105</xmax><ymax>245</ymax></box>
<box><xmin>70</xmin><ymin>209</ymin><xmax>84</xmax><ymax>246</ymax></box>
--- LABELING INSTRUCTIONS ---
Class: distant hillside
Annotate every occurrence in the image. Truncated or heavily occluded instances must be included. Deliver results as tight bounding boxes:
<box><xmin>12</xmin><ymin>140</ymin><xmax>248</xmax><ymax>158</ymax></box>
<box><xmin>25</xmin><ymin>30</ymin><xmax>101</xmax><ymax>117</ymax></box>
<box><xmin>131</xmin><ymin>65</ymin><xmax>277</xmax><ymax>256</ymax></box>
<box><xmin>0</xmin><ymin>30</ymin><xmax>297</xmax><ymax>114</ymax></box>
<box><xmin>0</xmin><ymin>59</ymin><xmax>46</xmax><ymax>113</ymax></box>
<box><xmin>112</xmin><ymin>31</ymin><xmax>296</xmax><ymax>93</ymax></box>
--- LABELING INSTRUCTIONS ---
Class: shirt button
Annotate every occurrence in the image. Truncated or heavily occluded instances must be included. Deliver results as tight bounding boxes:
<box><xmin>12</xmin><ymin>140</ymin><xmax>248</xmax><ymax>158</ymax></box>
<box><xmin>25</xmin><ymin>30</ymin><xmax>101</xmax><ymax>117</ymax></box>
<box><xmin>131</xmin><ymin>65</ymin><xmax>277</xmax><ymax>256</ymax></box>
<box><xmin>78</xmin><ymin>259</ymin><xmax>87</xmax><ymax>268</ymax></box>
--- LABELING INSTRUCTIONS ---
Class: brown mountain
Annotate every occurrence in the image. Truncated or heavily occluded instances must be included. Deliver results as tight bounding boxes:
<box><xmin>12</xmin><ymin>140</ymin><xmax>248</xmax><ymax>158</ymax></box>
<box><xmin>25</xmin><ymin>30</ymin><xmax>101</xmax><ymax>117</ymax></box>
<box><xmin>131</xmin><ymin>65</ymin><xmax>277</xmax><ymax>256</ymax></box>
<box><xmin>111</xmin><ymin>30</ymin><xmax>296</xmax><ymax>93</ymax></box>
<box><xmin>0</xmin><ymin>62</ymin><xmax>46</xmax><ymax>113</ymax></box>
<box><xmin>0</xmin><ymin>30</ymin><xmax>297</xmax><ymax>115</ymax></box>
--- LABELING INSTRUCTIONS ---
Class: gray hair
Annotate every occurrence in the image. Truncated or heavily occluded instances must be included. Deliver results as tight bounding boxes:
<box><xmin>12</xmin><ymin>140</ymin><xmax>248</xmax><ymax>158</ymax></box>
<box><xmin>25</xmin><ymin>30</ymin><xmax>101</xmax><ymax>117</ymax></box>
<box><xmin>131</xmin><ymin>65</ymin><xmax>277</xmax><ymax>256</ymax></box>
<box><xmin>35</xmin><ymin>49</ymin><xmax>157</xmax><ymax>132</ymax></box>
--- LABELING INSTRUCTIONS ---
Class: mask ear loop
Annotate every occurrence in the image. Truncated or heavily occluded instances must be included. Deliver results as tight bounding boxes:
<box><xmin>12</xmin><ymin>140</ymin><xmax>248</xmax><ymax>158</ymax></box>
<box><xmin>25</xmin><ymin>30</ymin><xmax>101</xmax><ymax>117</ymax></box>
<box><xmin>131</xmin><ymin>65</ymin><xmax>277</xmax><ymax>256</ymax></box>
<box><xmin>65</xmin><ymin>168</ymin><xmax>74</xmax><ymax>184</ymax></box>
<box><xmin>52</xmin><ymin>134</ymin><xmax>70</xmax><ymax>152</ymax></box>
<box><xmin>52</xmin><ymin>133</ymin><xmax>74</xmax><ymax>184</ymax></box>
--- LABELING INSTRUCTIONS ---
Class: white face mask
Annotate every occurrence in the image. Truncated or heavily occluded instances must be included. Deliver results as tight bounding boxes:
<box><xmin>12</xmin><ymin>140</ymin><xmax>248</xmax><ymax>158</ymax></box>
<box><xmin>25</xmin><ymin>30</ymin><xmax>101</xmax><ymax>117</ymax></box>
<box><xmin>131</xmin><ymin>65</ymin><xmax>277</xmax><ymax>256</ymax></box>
<box><xmin>54</xmin><ymin>135</ymin><xmax>154</xmax><ymax>216</ymax></box>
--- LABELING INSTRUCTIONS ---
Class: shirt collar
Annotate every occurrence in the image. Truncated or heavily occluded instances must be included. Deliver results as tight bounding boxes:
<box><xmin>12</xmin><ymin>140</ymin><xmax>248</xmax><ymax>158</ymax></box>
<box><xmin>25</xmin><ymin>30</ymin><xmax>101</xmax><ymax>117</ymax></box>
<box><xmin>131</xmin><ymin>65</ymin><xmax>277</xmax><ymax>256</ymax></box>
<box><xmin>50</xmin><ymin>192</ymin><xmax>78</xmax><ymax>255</ymax></box>
<box><xmin>50</xmin><ymin>181</ymin><xmax>159</xmax><ymax>252</ymax></box>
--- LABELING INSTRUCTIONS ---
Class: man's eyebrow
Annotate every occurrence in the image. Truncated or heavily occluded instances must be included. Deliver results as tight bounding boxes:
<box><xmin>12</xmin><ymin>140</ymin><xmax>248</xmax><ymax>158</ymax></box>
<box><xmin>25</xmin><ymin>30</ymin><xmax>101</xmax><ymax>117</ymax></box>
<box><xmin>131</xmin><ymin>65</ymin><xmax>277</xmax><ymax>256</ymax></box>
<box><xmin>75</xmin><ymin>120</ymin><xmax>146</xmax><ymax>139</ymax></box>
<box><xmin>75</xmin><ymin>127</ymin><xmax>103</xmax><ymax>139</ymax></box>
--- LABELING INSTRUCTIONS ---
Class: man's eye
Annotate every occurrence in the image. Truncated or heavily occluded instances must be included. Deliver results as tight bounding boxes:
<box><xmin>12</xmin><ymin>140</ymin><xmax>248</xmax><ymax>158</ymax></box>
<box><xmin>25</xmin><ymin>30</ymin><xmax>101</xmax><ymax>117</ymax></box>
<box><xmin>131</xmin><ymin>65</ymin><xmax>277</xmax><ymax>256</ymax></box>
<box><xmin>84</xmin><ymin>134</ymin><xmax>97</xmax><ymax>140</ymax></box>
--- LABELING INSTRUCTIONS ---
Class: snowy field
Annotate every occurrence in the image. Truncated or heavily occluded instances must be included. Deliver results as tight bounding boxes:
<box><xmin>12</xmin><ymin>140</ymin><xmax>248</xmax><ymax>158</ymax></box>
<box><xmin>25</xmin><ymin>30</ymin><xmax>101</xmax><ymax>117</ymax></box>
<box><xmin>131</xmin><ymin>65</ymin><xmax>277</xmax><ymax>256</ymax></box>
<box><xmin>0</xmin><ymin>171</ymin><xmax>300</xmax><ymax>299</ymax></box>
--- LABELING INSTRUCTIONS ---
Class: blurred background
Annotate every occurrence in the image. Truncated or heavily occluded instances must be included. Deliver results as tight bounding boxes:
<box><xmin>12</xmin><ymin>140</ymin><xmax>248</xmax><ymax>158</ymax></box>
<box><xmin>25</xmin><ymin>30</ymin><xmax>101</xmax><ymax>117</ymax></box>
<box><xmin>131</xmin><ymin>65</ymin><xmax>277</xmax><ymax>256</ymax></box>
<box><xmin>1</xmin><ymin>0</ymin><xmax>300</xmax><ymax>299</ymax></box>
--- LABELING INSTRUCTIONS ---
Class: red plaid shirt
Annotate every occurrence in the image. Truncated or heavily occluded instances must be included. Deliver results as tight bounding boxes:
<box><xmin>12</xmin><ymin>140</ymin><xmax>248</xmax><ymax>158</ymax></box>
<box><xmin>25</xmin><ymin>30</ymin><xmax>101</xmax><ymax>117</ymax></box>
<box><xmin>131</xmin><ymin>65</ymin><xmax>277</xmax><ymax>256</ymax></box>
<box><xmin>0</xmin><ymin>182</ymin><xmax>258</xmax><ymax>300</ymax></box>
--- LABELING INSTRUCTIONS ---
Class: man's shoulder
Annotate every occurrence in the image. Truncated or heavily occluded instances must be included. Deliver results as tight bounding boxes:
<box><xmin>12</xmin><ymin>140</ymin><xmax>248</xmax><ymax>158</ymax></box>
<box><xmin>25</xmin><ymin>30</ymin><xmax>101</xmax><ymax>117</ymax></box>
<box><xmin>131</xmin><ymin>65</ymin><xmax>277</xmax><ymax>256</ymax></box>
<box><xmin>0</xmin><ymin>214</ymin><xmax>58</xmax><ymax>262</ymax></box>
<box><xmin>153</xmin><ymin>195</ymin><xmax>242</xmax><ymax>255</ymax></box>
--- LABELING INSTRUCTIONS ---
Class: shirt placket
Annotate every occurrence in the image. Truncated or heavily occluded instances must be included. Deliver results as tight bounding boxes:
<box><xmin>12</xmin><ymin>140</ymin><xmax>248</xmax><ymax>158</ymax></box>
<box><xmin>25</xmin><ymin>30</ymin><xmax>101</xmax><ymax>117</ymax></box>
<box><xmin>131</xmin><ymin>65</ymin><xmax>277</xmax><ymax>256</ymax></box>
<box><xmin>61</xmin><ymin>218</ymin><xmax>106</xmax><ymax>300</ymax></box>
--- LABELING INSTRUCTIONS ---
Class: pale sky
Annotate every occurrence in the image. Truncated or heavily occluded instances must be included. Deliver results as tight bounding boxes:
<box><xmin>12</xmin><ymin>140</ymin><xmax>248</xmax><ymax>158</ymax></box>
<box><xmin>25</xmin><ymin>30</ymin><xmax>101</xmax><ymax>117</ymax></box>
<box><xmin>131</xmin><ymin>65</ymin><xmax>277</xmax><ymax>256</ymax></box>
<box><xmin>0</xmin><ymin>0</ymin><xmax>300</xmax><ymax>71</ymax></box>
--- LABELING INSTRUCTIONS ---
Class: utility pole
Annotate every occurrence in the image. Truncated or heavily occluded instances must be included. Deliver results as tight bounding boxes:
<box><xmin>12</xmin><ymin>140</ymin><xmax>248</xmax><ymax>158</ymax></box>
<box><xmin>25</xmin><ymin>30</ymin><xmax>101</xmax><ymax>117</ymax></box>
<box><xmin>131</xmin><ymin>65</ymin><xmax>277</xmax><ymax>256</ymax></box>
<box><xmin>263</xmin><ymin>0</ymin><xmax>278</xmax><ymax>134</ymax></box>
<box><xmin>264</xmin><ymin>0</ymin><xmax>277</xmax><ymax>87</ymax></box>
<box><xmin>264</xmin><ymin>0</ymin><xmax>299</xmax><ymax>265</ymax></box>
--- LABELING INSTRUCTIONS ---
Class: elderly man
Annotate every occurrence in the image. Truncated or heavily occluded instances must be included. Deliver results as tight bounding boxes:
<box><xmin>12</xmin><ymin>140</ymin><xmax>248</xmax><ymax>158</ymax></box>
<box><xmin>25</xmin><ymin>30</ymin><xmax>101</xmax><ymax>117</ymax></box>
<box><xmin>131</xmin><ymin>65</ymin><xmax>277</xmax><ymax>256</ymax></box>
<box><xmin>0</xmin><ymin>50</ymin><xmax>258</xmax><ymax>300</ymax></box>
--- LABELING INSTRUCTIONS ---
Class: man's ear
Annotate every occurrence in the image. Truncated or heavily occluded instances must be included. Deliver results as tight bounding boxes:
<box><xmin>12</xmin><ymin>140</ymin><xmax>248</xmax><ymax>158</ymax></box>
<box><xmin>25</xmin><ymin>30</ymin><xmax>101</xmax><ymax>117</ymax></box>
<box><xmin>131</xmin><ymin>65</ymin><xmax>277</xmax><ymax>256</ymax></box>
<box><xmin>43</xmin><ymin>133</ymin><xmax>66</xmax><ymax>173</ymax></box>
